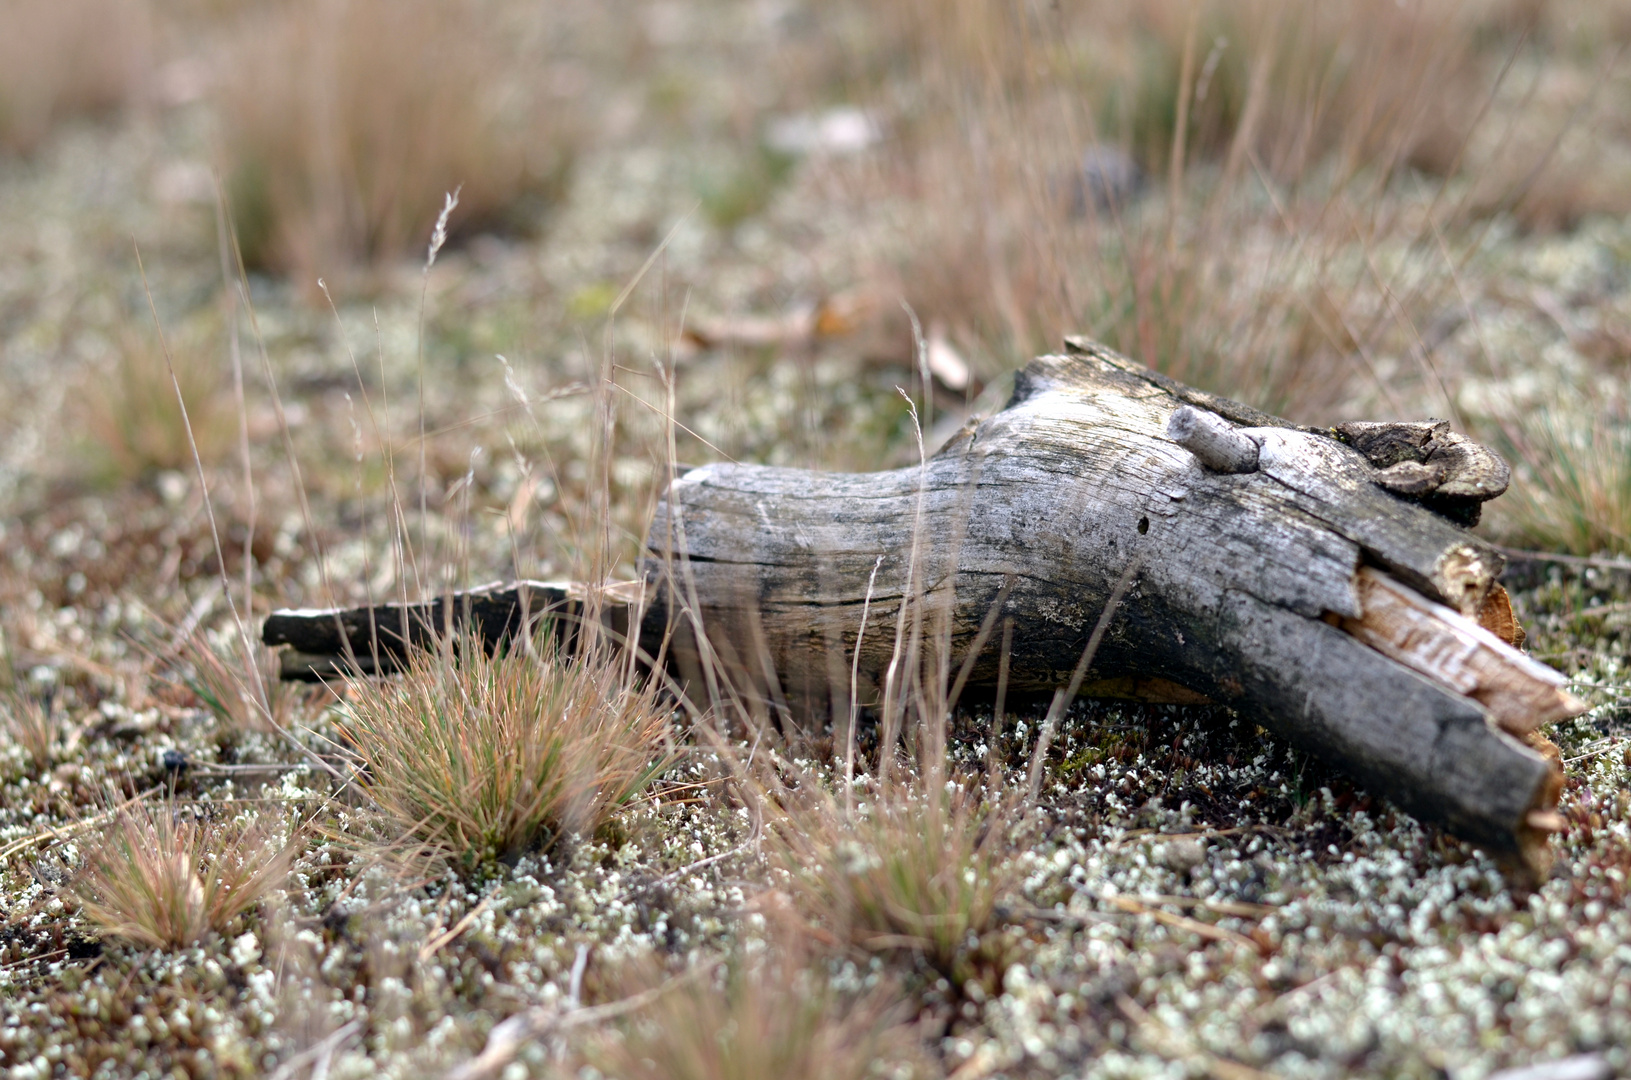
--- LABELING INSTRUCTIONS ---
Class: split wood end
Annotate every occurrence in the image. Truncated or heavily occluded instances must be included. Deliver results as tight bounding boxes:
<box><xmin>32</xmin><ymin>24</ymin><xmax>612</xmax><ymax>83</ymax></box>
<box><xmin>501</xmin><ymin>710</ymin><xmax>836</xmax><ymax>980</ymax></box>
<box><xmin>1341</xmin><ymin>567</ymin><xmax>1587</xmax><ymax>736</ymax></box>
<box><xmin>1341</xmin><ymin>567</ymin><xmax>1581</xmax><ymax>879</ymax></box>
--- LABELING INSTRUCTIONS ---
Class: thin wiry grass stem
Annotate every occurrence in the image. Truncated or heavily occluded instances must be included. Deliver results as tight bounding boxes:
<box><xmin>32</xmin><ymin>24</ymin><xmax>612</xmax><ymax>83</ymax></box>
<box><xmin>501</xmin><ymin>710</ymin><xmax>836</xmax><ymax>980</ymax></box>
<box><xmin>944</xmin><ymin>575</ymin><xmax>1015</xmax><ymax>729</ymax></box>
<box><xmin>1025</xmin><ymin>554</ymin><xmax>1145</xmax><ymax>806</ymax></box>
<box><xmin>414</xmin><ymin>191</ymin><xmax>459</xmax><ymax>604</ymax></box>
<box><xmin>877</xmin><ymin>387</ymin><xmax>930</xmax><ymax>783</ymax></box>
<box><xmin>213</xmin><ymin>174</ymin><xmax>264</xmax><ymax>722</ymax></box>
<box><xmin>845</xmin><ymin>554</ymin><xmax>885</xmax><ymax>816</ymax></box>
<box><xmin>1165</xmin><ymin>2</ymin><xmax>1199</xmax><ymax>242</ymax></box>
<box><xmin>988</xmin><ymin>616</ymin><xmax>1014</xmax><ymax>795</ymax></box>
<box><xmin>220</xmin><ymin>178</ymin><xmax>349</xmax><ymax>659</ymax></box>
<box><xmin>136</xmin><ymin>242</ymin><xmax>339</xmax><ymax>780</ymax></box>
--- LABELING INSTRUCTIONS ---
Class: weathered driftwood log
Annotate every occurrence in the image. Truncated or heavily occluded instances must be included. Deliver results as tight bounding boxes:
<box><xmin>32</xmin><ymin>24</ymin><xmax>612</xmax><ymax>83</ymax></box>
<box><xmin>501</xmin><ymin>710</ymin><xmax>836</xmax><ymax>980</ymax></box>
<box><xmin>264</xmin><ymin>339</ymin><xmax>1582</xmax><ymax>873</ymax></box>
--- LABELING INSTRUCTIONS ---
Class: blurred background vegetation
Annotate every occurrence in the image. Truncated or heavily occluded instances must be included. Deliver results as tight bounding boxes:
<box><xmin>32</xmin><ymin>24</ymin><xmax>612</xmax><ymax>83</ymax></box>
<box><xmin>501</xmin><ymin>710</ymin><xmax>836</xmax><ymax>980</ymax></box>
<box><xmin>0</xmin><ymin>0</ymin><xmax>1626</xmax><ymax>596</ymax></box>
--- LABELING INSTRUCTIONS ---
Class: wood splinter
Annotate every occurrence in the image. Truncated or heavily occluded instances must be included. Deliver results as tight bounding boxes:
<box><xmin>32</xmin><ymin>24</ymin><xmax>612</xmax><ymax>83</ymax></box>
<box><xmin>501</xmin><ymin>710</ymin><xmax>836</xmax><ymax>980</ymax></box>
<box><xmin>264</xmin><ymin>339</ymin><xmax>1583</xmax><ymax>877</ymax></box>
<box><xmin>1343</xmin><ymin>567</ymin><xmax>1584</xmax><ymax>738</ymax></box>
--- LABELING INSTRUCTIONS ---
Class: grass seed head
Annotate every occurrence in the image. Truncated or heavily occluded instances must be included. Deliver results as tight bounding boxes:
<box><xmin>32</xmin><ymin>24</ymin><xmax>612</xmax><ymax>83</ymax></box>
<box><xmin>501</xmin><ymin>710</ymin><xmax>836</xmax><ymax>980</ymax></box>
<box><xmin>217</xmin><ymin>0</ymin><xmax>579</xmax><ymax>291</ymax></box>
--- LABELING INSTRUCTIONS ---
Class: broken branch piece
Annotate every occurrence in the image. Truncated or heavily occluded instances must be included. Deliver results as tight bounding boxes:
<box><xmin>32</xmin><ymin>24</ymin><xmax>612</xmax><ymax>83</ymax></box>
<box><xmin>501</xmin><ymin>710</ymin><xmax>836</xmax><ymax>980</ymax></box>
<box><xmin>264</xmin><ymin>340</ymin><xmax>1578</xmax><ymax>875</ymax></box>
<box><xmin>1166</xmin><ymin>405</ymin><xmax>1261</xmax><ymax>473</ymax></box>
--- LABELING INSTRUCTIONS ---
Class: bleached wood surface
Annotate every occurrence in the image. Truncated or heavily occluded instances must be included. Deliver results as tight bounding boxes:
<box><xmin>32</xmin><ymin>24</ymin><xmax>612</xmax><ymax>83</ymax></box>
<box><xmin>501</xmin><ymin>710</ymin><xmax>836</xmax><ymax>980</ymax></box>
<box><xmin>266</xmin><ymin>340</ymin><xmax>1566</xmax><ymax>869</ymax></box>
<box><xmin>638</xmin><ymin>341</ymin><xmax>1560</xmax><ymax>866</ymax></box>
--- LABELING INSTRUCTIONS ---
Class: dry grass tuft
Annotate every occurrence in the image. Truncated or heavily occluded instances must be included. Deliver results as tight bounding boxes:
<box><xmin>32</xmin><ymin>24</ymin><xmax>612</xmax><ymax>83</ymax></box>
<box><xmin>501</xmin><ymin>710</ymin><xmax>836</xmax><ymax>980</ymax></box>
<box><xmin>72</xmin><ymin>797</ymin><xmax>294</xmax><ymax>950</ymax></box>
<box><xmin>0</xmin><ymin>0</ymin><xmax>151</xmax><ymax>156</ymax></box>
<box><xmin>339</xmin><ymin>633</ymin><xmax>671</xmax><ymax>868</ymax></box>
<box><xmin>772</xmin><ymin>781</ymin><xmax>1018</xmax><ymax>980</ymax></box>
<box><xmin>583</xmin><ymin>951</ymin><xmax>915</xmax><ymax>1080</ymax></box>
<box><xmin>1</xmin><ymin>690</ymin><xmax>60</xmax><ymax>775</ymax></box>
<box><xmin>216</xmin><ymin>0</ymin><xmax>579</xmax><ymax>290</ymax></box>
<box><xmin>1493</xmin><ymin>399</ymin><xmax>1631</xmax><ymax>556</ymax></box>
<box><xmin>74</xmin><ymin>324</ymin><xmax>236</xmax><ymax>485</ymax></box>
<box><xmin>176</xmin><ymin>632</ymin><xmax>314</xmax><ymax>737</ymax></box>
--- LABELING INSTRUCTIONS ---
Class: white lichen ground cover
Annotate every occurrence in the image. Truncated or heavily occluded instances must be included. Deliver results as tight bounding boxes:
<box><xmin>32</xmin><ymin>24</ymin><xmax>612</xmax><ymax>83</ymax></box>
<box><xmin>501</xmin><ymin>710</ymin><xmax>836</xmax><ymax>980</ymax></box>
<box><xmin>2</xmin><ymin>618</ymin><xmax>1628</xmax><ymax>1079</ymax></box>
<box><xmin>2</xmin><ymin>8</ymin><xmax>1631</xmax><ymax>1078</ymax></box>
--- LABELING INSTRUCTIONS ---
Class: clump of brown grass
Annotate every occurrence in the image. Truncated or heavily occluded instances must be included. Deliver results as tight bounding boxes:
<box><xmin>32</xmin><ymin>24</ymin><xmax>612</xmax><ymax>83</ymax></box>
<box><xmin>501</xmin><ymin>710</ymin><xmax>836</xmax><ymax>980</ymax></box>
<box><xmin>1</xmin><ymin>690</ymin><xmax>59</xmax><ymax>774</ymax></box>
<box><xmin>339</xmin><ymin>632</ymin><xmax>670</xmax><ymax>867</ymax></box>
<box><xmin>72</xmin><ymin>797</ymin><xmax>294</xmax><ymax>950</ymax></box>
<box><xmin>216</xmin><ymin>0</ymin><xmax>579</xmax><ymax>290</ymax></box>
<box><xmin>177</xmin><ymin>632</ymin><xmax>313</xmax><ymax>738</ymax></box>
<box><xmin>0</xmin><ymin>0</ymin><xmax>151</xmax><ymax>156</ymax></box>
<box><xmin>1491</xmin><ymin>398</ymin><xmax>1631</xmax><ymax>556</ymax></box>
<box><xmin>771</xmin><ymin>781</ymin><xmax>1018</xmax><ymax>980</ymax></box>
<box><xmin>75</xmin><ymin>323</ymin><xmax>235</xmax><ymax>485</ymax></box>
<box><xmin>582</xmin><ymin>951</ymin><xmax>917</xmax><ymax>1080</ymax></box>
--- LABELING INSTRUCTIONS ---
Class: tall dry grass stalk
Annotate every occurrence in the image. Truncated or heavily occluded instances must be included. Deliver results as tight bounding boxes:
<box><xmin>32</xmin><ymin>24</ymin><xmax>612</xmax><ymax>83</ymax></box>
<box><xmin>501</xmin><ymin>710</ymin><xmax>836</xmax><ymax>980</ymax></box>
<box><xmin>72</xmin><ymin>797</ymin><xmax>294</xmax><ymax>950</ymax></box>
<box><xmin>0</xmin><ymin>0</ymin><xmax>151</xmax><ymax>155</ymax></box>
<box><xmin>217</xmin><ymin>0</ymin><xmax>579</xmax><ymax>290</ymax></box>
<box><xmin>339</xmin><ymin>632</ymin><xmax>671</xmax><ymax>867</ymax></box>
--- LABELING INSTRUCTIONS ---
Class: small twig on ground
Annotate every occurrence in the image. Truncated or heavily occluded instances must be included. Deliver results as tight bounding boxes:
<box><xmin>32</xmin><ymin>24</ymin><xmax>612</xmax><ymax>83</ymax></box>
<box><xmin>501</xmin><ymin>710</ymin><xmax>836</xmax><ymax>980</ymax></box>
<box><xmin>0</xmin><ymin>948</ymin><xmax>68</xmax><ymax>972</ymax></box>
<box><xmin>1116</xmin><ymin>994</ymin><xmax>1276</xmax><ymax>1080</ymax></box>
<box><xmin>0</xmin><ymin>786</ymin><xmax>163</xmax><ymax>864</ymax></box>
<box><xmin>187</xmin><ymin>762</ymin><xmax>306</xmax><ymax>776</ymax></box>
<box><xmin>1118</xmin><ymin>892</ymin><xmax>1274</xmax><ymax>918</ymax></box>
<box><xmin>1486</xmin><ymin>1053</ymin><xmax>1613</xmax><ymax>1080</ymax></box>
<box><xmin>444</xmin><ymin>970</ymin><xmax>698</xmax><ymax>1080</ymax></box>
<box><xmin>1496</xmin><ymin>547</ymin><xmax>1631</xmax><ymax>572</ymax></box>
<box><xmin>1252</xmin><ymin>970</ymin><xmax>1342</xmax><ymax>1024</ymax></box>
<box><xmin>1076</xmin><ymin>885</ymin><xmax>1264</xmax><ymax>953</ymax></box>
<box><xmin>419</xmin><ymin>896</ymin><xmax>493</xmax><ymax>962</ymax></box>
<box><xmin>620</xmin><ymin>839</ymin><xmax>755</xmax><ymax>900</ymax></box>
<box><xmin>1563</xmin><ymin>737</ymin><xmax>1625</xmax><ymax>767</ymax></box>
<box><xmin>1103</xmin><ymin>824</ymin><xmax>1288</xmax><ymax>849</ymax></box>
<box><xmin>268</xmin><ymin>1021</ymin><xmax>361</xmax><ymax>1080</ymax></box>
<box><xmin>947</xmin><ymin>1041</ymin><xmax>1004</xmax><ymax>1080</ymax></box>
<box><xmin>997</xmin><ymin>905</ymin><xmax>1122</xmax><ymax>930</ymax></box>
<box><xmin>567</xmin><ymin>944</ymin><xmax>589</xmax><ymax>1008</ymax></box>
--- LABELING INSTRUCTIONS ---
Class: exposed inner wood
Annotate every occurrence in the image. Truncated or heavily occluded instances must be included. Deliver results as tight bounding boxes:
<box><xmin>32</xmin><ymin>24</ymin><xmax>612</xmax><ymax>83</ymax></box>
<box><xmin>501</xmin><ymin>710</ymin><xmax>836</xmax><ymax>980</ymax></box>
<box><xmin>1477</xmin><ymin>584</ymin><xmax>1525</xmax><ymax>648</ymax></box>
<box><xmin>1341</xmin><ymin>568</ymin><xmax>1584</xmax><ymax>735</ymax></box>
